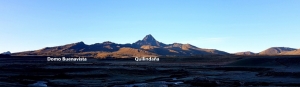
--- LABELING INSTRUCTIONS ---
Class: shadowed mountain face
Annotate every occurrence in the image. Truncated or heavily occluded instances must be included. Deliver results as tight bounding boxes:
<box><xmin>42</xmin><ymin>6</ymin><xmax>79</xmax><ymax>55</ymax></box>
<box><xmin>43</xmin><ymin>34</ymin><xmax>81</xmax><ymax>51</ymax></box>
<box><xmin>234</xmin><ymin>51</ymin><xmax>256</xmax><ymax>55</ymax></box>
<box><xmin>13</xmin><ymin>34</ymin><xmax>230</xmax><ymax>58</ymax></box>
<box><xmin>133</xmin><ymin>34</ymin><xmax>166</xmax><ymax>47</ymax></box>
<box><xmin>259</xmin><ymin>47</ymin><xmax>297</xmax><ymax>55</ymax></box>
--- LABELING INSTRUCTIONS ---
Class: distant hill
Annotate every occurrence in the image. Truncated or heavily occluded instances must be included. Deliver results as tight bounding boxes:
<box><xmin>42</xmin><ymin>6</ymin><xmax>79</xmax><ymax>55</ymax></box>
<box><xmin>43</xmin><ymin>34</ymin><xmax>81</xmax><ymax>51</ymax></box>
<box><xmin>1</xmin><ymin>51</ymin><xmax>11</xmax><ymax>55</ymax></box>
<box><xmin>234</xmin><ymin>51</ymin><xmax>256</xmax><ymax>56</ymax></box>
<box><xmin>259</xmin><ymin>47</ymin><xmax>297</xmax><ymax>55</ymax></box>
<box><xmin>13</xmin><ymin>34</ymin><xmax>230</xmax><ymax>58</ymax></box>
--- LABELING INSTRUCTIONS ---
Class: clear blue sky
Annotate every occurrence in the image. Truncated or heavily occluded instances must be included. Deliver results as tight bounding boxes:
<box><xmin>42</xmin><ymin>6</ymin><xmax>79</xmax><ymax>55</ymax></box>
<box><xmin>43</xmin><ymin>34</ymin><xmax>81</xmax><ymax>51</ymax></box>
<box><xmin>1</xmin><ymin>0</ymin><xmax>300</xmax><ymax>53</ymax></box>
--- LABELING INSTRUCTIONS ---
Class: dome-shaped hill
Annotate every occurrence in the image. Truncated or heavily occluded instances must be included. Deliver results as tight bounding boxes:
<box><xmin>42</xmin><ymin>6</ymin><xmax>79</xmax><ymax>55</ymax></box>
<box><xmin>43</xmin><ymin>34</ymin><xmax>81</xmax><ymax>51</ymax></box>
<box><xmin>259</xmin><ymin>47</ymin><xmax>296</xmax><ymax>55</ymax></box>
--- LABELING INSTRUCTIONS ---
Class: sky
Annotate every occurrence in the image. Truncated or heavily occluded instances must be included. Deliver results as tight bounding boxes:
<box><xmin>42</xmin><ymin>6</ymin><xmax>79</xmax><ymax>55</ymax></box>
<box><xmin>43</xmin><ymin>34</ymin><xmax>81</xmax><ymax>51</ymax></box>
<box><xmin>0</xmin><ymin>0</ymin><xmax>300</xmax><ymax>53</ymax></box>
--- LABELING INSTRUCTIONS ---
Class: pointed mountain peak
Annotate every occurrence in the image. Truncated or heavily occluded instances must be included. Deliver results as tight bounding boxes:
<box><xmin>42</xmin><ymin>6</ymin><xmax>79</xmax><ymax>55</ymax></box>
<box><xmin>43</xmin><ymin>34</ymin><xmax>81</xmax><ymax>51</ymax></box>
<box><xmin>142</xmin><ymin>34</ymin><xmax>157</xmax><ymax>42</ymax></box>
<box><xmin>133</xmin><ymin>34</ymin><xmax>165</xmax><ymax>47</ymax></box>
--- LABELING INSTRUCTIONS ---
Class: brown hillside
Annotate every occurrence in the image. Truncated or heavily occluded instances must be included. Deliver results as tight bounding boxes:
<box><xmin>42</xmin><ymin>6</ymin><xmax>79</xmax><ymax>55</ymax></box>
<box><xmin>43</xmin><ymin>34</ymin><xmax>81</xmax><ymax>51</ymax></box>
<box><xmin>259</xmin><ymin>47</ymin><xmax>296</xmax><ymax>55</ymax></box>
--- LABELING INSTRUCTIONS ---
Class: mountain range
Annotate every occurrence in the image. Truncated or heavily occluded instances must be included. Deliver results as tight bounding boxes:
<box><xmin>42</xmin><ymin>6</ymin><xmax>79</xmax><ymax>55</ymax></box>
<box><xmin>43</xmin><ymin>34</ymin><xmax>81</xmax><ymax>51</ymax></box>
<box><xmin>13</xmin><ymin>34</ymin><xmax>300</xmax><ymax>58</ymax></box>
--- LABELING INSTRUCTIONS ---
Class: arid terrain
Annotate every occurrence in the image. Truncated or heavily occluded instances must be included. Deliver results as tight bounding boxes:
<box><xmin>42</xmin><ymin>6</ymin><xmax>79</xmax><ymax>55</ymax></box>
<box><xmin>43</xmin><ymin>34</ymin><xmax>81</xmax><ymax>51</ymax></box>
<box><xmin>1</xmin><ymin>56</ymin><xmax>300</xmax><ymax>86</ymax></box>
<box><xmin>11</xmin><ymin>34</ymin><xmax>300</xmax><ymax>60</ymax></box>
<box><xmin>2</xmin><ymin>0</ymin><xmax>300</xmax><ymax>86</ymax></box>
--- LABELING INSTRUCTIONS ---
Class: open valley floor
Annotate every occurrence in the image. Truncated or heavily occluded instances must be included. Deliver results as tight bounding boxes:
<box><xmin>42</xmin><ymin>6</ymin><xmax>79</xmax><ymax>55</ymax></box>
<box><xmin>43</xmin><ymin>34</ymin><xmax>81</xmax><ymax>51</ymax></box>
<box><xmin>1</xmin><ymin>56</ymin><xmax>300</xmax><ymax>86</ymax></box>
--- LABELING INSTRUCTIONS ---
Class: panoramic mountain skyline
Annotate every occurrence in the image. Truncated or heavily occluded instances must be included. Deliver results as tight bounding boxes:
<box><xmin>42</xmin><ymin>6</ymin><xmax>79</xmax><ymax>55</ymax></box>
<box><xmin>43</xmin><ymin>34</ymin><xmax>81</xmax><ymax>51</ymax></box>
<box><xmin>3</xmin><ymin>34</ymin><xmax>300</xmax><ymax>55</ymax></box>
<box><xmin>13</xmin><ymin>34</ymin><xmax>230</xmax><ymax>58</ymax></box>
<box><xmin>1</xmin><ymin>0</ymin><xmax>300</xmax><ymax>53</ymax></box>
<box><xmin>12</xmin><ymin>34</ymin><xmax>300</xmax><ymax>58</ymax></box>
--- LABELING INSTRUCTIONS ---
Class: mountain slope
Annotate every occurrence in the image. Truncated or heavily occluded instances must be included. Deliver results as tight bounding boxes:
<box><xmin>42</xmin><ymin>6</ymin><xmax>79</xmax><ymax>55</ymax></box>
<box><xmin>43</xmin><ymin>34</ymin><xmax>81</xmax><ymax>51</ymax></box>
<box><xmin>234</xmin><ymin>51</ymin><xmax>256</xmax><ymax>55</ymax></box>
<box><xmin>37</xmin><ymin>41</ymin><xmax>88</xmax><ymax>53</ymax></box>
<box><xmin>280</xmin><ymin>49</ymin><xmax>300</xmax><ymax>55</ymax></box>
<box><xmin>259</xmin><ymin>47</ymin><xmax>297</xmax><ymax>55</ymax></box>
